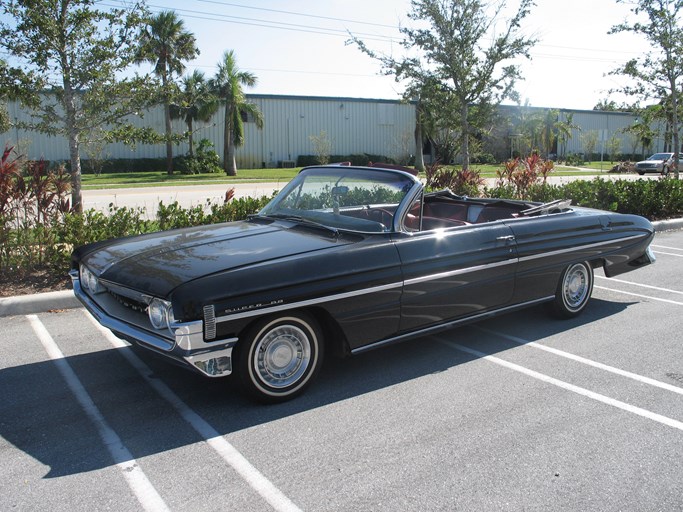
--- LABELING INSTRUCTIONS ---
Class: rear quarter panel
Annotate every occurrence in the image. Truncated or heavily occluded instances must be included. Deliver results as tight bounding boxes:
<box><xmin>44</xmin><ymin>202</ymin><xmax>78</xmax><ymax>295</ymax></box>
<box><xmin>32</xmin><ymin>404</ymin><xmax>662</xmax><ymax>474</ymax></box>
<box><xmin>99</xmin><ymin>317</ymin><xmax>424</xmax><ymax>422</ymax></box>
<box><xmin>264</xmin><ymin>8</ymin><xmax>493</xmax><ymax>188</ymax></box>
<box><xmin>506</xmin><ymin>209</ymin><xmax>654</xmax><ymax>303</ymax></box>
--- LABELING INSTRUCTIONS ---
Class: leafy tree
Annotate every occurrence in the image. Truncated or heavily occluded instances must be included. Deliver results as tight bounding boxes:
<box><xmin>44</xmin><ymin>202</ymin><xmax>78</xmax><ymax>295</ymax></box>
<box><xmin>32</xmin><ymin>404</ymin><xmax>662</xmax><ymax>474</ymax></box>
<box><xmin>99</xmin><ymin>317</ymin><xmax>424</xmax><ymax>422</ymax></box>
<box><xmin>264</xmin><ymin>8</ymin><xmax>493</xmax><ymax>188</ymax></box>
<box><xmin>593</xmin><ymin>98</ymin><xmax>632</xmax><ymax>112</ymax></box>
<box><xmin>171</xmin><ymin>70</ymin><xmax>218</xmax><ymax>157</ymax></box>
<box><xmin>609</xmin><ymin>0</ymin><xmax>683</xmax><ymax>178</ymax></box>
<box><xmin>354</xmin><ymin>0</ymin><xmax>536</xmax><ymax>170</ymax></box>
<box><xmin>0</xmin><ymin>0</ymin><xmax>152</xmax><ymax>213</ymax></box>
<box><xmin>625</xmin><ymin>108</ymin><xmax>659</xmax><ymax>156</ymax></box>
<box><xmin>210</xmin><ymin>50</ymin><xmax>264</xmax><ymax>176</ymax></box>
<box><xmin>606</xmin><ymin>134</ymin><xmax>622</xmax><ymax>163</ymax></box>
<box><xmin>136</xmin><ymin>10</ymin><xmax>199</xmax><ymax>175</ymax></box>
<box><xmin>581</xmin><ymin>130</ymin><xmax>599</xmax><ymax>162</ymax></box>
<box><xmin>309</xmin><ymin>130</ymin><xmax>333</xmax><ymax>165</ymax></box>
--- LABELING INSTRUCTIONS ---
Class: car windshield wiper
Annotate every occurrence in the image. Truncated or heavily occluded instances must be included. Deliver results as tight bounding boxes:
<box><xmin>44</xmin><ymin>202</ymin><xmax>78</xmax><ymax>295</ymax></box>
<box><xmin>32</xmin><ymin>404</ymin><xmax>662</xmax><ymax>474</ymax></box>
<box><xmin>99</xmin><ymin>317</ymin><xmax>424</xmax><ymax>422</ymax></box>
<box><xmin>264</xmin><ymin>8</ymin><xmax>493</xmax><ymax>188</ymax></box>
<box><xmin>256</xmin><ymin>213</ymin><xmax>340</xmax><ymax>237</ymax></box>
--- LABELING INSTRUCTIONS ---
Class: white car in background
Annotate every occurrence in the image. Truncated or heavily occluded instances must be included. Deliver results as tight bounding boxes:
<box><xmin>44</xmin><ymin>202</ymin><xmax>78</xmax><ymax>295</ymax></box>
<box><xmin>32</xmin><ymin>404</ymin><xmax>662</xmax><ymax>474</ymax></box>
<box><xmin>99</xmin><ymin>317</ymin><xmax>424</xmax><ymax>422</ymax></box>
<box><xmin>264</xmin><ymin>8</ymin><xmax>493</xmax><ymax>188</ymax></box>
<box><xmin>635</xmin><ymin>152</ymin><xmax>677</xmax><ymax>176</ymax></box>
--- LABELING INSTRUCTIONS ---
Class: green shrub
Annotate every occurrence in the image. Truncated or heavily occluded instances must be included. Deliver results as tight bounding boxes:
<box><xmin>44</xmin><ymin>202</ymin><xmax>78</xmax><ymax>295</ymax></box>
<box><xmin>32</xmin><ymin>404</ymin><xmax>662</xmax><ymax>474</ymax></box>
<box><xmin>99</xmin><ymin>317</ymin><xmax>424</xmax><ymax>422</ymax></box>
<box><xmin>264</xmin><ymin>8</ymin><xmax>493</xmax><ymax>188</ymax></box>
<box><xmin>175</xmin><ymin>139</ymin><xmax>223</xmax><ymax>175</ymax></box>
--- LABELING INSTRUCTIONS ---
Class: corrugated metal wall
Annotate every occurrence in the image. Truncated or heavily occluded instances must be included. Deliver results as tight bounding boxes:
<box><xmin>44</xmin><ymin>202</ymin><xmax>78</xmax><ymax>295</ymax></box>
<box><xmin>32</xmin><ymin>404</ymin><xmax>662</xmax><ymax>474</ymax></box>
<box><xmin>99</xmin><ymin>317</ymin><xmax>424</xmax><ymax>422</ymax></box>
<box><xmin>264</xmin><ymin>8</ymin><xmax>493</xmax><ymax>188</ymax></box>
<box><xmin>2</xmin><ymin>94</ymin><xmax>668</xmax><ymax>166</ymax></box>
<box><xmin>560</xmin><ymin>110</ymin><xmax>660</xmax><ymax>156</ymax></box>
<box><xmin>3</xmin><ymin>95</ymin><xmax>417</xmax><ymax>168</ymax></box>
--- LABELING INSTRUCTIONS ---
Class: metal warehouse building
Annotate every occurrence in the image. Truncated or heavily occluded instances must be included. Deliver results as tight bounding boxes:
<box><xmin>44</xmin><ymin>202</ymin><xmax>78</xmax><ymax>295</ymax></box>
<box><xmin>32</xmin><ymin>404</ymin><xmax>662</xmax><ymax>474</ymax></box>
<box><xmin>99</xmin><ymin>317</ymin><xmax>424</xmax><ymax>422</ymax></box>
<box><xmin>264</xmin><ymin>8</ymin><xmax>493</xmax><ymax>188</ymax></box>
<box><xmin>1</xmin><ymin>94</ymin><xmax>669</xmax><ymax>167</ymax></box>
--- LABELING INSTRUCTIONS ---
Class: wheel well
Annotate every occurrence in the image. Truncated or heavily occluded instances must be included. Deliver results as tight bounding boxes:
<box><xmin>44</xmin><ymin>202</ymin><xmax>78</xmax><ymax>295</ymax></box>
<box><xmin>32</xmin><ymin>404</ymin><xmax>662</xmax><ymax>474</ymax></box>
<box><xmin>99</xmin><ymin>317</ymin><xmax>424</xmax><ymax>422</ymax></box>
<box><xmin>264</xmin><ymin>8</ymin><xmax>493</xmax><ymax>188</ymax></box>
<box><xmin>236</xmin><ymin>307</ymin><xmax>350</xmax><ymax>358</ymax></box>
<box><xmin>304</xmin><ymin>306</ymin><xmax>350</xmax><ymax>358</ymax></box>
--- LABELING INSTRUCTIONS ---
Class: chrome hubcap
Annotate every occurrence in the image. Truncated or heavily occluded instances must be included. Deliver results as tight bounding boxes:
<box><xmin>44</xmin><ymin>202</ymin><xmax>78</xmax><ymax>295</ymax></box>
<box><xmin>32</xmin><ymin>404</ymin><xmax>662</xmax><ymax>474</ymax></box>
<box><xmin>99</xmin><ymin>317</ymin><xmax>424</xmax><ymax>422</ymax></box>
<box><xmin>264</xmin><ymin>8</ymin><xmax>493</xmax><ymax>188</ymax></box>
<box><xmin>254</xmin><ymin>324</ymin><xmax>311</xmax><ymax>389</ymax></box>
<box><xmin>563</xmin><ymin>265</ymin><xmax>589</xmax><ymax>310</ymax></box>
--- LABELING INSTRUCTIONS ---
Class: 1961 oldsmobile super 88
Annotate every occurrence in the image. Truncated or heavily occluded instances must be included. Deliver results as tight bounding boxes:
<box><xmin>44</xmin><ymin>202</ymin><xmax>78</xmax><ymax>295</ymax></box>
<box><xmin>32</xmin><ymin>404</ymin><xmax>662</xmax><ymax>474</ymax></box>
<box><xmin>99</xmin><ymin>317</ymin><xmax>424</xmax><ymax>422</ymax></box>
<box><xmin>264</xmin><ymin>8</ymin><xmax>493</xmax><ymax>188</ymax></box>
<box><xmin>71</xmin><ymin>165</ymin><xmax>655</xmax><ymax>402</ymax></box>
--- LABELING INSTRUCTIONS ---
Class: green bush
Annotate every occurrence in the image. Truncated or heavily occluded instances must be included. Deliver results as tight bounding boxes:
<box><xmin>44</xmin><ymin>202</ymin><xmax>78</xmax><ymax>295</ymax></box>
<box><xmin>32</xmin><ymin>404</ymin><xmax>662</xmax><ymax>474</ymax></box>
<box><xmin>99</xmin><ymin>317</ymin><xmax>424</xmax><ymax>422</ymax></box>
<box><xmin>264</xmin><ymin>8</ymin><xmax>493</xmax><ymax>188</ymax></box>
<box><xmin>471</xmin><ymin>153</ymin><xmax>497</xmax><ymax>165</ymax></box>
<box><xmin>2</xmin><ymin>159</ymin><xmax>682</xmax><ymax>286</ymax></box>
<box><xmin>175</xmin><ymin>139</ymin><xmax>223</xmax><ymax>175</ymax></box>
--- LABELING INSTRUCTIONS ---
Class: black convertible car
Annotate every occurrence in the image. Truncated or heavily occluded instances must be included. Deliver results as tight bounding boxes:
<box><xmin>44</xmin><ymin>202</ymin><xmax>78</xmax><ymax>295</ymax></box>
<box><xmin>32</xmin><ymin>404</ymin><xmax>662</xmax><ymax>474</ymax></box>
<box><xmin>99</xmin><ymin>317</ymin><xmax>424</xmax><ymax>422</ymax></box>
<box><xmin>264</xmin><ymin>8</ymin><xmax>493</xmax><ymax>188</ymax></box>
<box><xmin>71</xmin><ymin>165</ymin><xmax>655</xmax><ymax>402</ymax></box>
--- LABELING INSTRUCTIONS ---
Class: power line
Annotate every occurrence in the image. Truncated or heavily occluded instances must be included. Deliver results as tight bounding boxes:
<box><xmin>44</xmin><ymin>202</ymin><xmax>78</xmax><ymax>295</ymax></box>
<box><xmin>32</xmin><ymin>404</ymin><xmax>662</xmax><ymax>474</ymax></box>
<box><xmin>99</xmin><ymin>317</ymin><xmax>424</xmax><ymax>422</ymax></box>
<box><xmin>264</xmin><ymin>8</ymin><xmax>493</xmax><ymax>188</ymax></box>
<box><xmin>100</xmin><ymin>1</ymin><xmax>399</xmax><ymax>43</ymax></box>
<box><xmin>193</xmin><ymin>0</ymin><xmax>401</xmax><ymax>29</ymax></box>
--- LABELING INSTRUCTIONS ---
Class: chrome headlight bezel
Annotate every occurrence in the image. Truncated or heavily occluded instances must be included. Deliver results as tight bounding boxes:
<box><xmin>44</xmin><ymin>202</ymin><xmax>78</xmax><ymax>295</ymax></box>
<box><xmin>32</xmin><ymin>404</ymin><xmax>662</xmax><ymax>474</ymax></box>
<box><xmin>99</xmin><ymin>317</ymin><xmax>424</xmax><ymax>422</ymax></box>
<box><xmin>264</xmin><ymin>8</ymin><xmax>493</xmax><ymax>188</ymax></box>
<box><xmin>79</xmin><ymin>264</ymin><xmax>104</xmax><ymax>295</ymax></box>
<box><xmin>148</xmin><ymin>298</ymin><xmax>175</xmax><ymax>330</ymax></box>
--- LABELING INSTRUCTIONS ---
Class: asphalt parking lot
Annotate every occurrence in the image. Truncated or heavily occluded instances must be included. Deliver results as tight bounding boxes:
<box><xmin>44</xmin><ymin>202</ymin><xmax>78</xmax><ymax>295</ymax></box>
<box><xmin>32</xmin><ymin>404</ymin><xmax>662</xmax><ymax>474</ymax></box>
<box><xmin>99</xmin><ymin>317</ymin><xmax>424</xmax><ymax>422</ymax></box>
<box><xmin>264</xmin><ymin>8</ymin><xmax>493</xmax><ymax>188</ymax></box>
<box><xmin>2</xmin><ymin>229</ymin><xmax>682</xmax><ymax>511</ymax></box>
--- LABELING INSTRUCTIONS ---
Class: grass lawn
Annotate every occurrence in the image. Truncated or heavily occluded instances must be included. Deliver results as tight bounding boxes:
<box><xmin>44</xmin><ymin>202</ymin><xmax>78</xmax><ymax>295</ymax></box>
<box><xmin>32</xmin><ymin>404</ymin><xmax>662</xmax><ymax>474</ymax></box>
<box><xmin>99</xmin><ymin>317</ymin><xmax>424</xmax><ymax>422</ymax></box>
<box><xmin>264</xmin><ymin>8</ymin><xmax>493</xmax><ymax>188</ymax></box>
<box><xmin>81</xmin><ymin>163</ymin><xmax>611</xmax><ymax>189</ymax></box>
<box><xmin>81</xmin><ymin>168</ymin><xmax>301</xmax><ymax>189</ymax></box>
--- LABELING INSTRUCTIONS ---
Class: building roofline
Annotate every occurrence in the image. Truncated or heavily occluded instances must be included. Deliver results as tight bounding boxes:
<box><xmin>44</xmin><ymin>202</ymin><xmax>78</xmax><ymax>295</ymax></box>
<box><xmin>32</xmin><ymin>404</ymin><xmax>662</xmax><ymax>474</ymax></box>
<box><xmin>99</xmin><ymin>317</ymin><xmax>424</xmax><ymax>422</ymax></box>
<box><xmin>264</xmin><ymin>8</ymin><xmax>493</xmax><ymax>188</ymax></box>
<box><xmin>498</xmin><ymin>103</ymin><xmax>635</xmax><ymax>116</ymax></box>
<box><xmin>245</xmin><ymin>93</ymin><xmax>412</xmax><ymax>105</ymax></box>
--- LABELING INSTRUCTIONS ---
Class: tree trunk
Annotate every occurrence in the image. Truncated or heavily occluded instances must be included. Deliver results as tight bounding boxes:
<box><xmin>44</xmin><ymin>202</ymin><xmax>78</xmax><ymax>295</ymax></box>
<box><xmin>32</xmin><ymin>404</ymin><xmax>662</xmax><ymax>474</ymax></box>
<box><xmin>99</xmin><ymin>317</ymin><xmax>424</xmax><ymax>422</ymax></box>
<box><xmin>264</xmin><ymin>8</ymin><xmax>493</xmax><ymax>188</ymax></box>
<box><xmin>223</xmin><ymin>103</ymin><xmax>237</xmax><ymax>176</ymax></box>
<box><xmin>414</xmin><ymin>99</ymin><xmax>425</xmax><ymax>173</ymax></box>
<box><xmin>63</xmin><ymin>84</ymin><xmax>82</xmax><ymax>213</ymax></box>
<box><xmin>164</xmin><ymin>102</ymin><xmax>173</xmax><ymax>175</ymax></box>
<box><xmin>671</xmin><ymin>81</ymin><xmax>680</xmax><ymax>179</ymax></box>
<box><xmin>227</xmin><ymin>140</ymin><xmax>237</xmax><ymax>176</ymax></box>
<box><xmin>188</xmin><ymin>118</ymin><xmax>194</xmax><ymax>157</ymax></box>
<box><xmin>461</xmin><ymin>101</ymin><xmax>470</xmax><ymax>170</ymax></box>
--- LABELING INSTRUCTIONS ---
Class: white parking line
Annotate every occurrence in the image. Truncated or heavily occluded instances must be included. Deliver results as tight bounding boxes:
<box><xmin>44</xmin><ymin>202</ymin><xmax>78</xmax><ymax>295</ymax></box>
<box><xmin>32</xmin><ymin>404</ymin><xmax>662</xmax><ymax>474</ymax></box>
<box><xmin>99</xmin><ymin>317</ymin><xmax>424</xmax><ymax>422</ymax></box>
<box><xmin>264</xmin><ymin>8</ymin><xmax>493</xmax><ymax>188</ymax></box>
<box><xmin>84</xmin><ymin>312</ymin><xmax>303</xmax><ymax>512</ymax></box>
<box><xmin>475</xmin><ymin>326</ymin><xmax>683</xmax><ymax>396</ymax></box>
<box><xmin>594</xmin><ymin>285</ymin><xmax>683</xmax><ymax>306</ymax></box>
<box><xmin>652</xmin><ymin>251</ymin><xmax>683</xmax><ymax>258</ymax></box>
<box><xmin>595</xmin><ymin>275</ymin><xmax>683</xmax><ymax>296</ymax></box>
<box><xmin>651</xmin><ymin>244</ymin><xmax>683</xmax><ymax>251</ymax></box>
<box><xmin>28</xmin><ymin>315</ymin><xmax>170</xmax><ymax>512</ymax></box>
<box><xmin>438</xmin><ymin>337</ymin><xmax>683</xmax><ymax>432</ymax></box>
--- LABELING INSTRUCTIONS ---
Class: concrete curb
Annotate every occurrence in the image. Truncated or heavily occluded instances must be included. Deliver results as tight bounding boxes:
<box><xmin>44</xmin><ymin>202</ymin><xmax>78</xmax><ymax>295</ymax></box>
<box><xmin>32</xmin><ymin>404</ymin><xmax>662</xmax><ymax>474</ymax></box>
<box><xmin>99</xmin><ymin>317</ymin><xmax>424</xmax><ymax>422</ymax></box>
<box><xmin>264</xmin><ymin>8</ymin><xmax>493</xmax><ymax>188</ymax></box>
<box><xmin>1</xmin><ymin>218</ymin><xmax>681</xmax><ymax>317</ymax></box>
<box><xmin>0</xmin><ymin>289</ymin><xmax>81</xmax><ymax>317</ymax></box>
<box><xmin>652</xmin><ymin>218</ymin><xmax>683</xmax><ymax>233</ymax></box>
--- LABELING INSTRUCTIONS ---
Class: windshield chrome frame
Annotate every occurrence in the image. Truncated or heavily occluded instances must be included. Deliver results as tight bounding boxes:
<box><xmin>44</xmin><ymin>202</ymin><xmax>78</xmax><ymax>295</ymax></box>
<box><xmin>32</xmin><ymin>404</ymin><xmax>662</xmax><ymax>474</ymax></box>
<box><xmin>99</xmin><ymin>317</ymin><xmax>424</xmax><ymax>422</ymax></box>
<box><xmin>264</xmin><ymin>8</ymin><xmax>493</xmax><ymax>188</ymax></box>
<box><xmin>258</xmin><ymin>165</ymin><xmax>422</xmax><ymax>234</ymax></box>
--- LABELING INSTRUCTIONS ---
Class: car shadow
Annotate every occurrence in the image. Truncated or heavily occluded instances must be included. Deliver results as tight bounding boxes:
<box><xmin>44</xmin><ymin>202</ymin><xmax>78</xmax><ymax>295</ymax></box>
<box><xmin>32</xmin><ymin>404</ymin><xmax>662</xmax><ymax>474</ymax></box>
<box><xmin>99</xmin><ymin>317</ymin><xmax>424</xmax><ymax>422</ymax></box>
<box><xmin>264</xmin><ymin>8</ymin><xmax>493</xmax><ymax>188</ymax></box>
<box><xmin>0</xmin><ymin>298</ymin><xmax>633</xmax><ymax>478</ymax></box>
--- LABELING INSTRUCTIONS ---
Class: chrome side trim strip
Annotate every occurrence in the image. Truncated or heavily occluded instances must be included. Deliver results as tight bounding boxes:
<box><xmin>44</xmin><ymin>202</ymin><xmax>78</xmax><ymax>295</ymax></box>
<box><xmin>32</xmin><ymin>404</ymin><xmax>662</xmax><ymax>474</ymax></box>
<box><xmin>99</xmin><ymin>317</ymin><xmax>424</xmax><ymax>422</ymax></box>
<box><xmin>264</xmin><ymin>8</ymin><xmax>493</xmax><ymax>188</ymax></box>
<box><xmin>215</xmin><ymin>281</ymin><xmax>405</xmax><ymax>324</ymax></box>
<box><xmin>404</xmin><ymin>257</ymin><xmax>518</xmax><ymax>286</ymax></box>
<box><xmin>213</xmin><ymin>233</ymin><xmax>647</xmax><ymax>325</ymax></box>
<box><xmin>351</xmin><ymin>296</ymin><xmax>554</xmax><ymax>355</ymax></box>
<box><xmin>517</xmin><ymin>234</ymin><xmax>644</xmax><ymax>263</ymax></box>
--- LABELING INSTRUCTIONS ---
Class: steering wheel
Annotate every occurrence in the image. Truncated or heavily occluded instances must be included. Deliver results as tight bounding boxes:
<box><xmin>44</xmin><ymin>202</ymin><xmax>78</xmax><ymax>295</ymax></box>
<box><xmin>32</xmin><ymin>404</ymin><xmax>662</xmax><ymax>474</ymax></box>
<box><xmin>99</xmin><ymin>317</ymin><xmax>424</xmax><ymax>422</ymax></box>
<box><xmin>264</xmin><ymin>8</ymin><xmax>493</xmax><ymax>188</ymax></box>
<box><xmin>367</xmin><ymin>208</ymin><xmax>394</xmax><ymax>228</ymax></box>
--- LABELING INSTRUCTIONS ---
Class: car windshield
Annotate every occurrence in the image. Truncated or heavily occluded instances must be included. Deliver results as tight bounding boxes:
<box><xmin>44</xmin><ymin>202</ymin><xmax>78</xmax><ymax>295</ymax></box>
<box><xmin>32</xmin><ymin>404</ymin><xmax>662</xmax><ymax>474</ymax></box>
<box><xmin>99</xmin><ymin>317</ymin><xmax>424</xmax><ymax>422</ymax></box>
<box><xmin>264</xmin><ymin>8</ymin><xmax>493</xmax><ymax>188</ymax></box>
<box><xmin>258</xmin><ymin>166</ymin><xmax>418</xmax><ymax>233</ymax></box>
<box><xmin>648</xmin><ymin>153</ymin><xmax>673</xmax><ymax>160</ymax></box>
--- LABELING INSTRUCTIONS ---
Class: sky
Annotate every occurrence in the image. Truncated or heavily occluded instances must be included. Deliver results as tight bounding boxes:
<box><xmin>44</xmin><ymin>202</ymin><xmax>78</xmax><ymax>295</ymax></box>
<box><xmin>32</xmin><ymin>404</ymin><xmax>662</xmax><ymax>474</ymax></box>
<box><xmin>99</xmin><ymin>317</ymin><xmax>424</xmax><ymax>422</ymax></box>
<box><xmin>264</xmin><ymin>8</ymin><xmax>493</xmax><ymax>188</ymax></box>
<box><xmin>9</xmin><ymin>0</ymin><xmax>653</xmax><ymax>110</ymax></box>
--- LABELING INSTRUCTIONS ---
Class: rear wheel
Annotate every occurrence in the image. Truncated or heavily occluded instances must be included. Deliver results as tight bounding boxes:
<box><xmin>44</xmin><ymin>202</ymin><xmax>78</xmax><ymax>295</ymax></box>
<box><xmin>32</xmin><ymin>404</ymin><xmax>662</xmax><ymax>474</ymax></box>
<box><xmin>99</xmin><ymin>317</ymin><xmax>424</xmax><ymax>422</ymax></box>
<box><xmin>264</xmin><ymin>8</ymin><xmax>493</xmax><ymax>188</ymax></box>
<box><xmin>236</xmin><ymin>312</ymin><xmax>324</xmax><ymax>403</ymax></box>
<box><xmin>547</xmin><ymin>262</ymin><xmax>594</xmax><ymax>318</ymax></box>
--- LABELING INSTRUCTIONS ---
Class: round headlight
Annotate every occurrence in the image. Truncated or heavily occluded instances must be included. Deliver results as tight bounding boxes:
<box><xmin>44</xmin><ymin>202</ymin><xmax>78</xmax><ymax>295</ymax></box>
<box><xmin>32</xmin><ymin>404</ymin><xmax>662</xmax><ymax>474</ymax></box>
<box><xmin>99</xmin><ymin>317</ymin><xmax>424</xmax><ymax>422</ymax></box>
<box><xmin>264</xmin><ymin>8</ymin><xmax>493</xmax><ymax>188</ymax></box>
<box><xmin>148</xmin><ymin>298</ymin><xmax>168</xmax><ymax>330</ymax></box>
<box><xmin>80</xmin><ymin>265</ymin><xmax>95</xmax><ymax>293</ymax></box>
<box><xmin>165</xmin><ymin>306</ymin><xmax>176</xmax><ymax>329</ymax></box>
<box><xmin>80</xmin><ymin>265</ymin><xmax>104</xmax><ymax>294</ymax></box>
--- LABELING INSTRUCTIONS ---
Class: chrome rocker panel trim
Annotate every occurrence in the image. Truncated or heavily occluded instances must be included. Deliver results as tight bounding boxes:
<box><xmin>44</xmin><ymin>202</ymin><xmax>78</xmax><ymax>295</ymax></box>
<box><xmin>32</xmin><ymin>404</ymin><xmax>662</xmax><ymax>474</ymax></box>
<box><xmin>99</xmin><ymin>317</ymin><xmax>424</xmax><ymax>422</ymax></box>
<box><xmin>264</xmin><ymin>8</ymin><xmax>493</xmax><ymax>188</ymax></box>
<box><xmin>351</xmin><ymin>296</ymin><xmax>554</xmax><ymax>355</ymax></box>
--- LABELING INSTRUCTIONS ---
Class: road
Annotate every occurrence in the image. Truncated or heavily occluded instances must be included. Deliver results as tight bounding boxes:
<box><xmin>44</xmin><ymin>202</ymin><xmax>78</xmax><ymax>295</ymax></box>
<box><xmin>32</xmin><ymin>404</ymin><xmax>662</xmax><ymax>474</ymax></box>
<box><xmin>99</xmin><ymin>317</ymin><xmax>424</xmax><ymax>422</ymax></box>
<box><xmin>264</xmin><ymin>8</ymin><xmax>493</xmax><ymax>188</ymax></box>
<box><xmin>81</xmin><ymin>172</ymin><xmax>658</xmax><ymax>217</ymax></box>
<box><xmin>2</xmin><ymin>230</ymin><xmax>682</xmax><ymax>511</ymax></box>
<box><xmin>82</xmin><ymin>182</ymin><xmax>288</xmax><ymax>218</ymax></box>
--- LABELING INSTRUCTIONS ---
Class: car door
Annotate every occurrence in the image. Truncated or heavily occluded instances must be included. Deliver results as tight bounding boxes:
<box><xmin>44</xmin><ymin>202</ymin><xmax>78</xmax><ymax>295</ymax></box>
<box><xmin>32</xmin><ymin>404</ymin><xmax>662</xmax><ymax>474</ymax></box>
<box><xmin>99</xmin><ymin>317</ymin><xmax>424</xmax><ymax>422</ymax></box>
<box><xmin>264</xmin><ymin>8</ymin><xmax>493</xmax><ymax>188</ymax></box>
<box><xmin>393</xmin><ymin>222</ymin><xmax>518</xmax><ymax>333</ymax></box>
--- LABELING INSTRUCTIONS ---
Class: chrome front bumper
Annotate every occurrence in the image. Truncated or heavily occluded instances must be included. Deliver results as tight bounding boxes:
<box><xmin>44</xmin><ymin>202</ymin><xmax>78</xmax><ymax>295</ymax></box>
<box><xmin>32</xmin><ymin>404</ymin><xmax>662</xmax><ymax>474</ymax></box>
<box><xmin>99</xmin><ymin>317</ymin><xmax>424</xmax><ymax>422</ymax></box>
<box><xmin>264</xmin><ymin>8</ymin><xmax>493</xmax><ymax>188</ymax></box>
<box><xmin>71</xmin><ymin>272</ymin><xmax>237</xmax><ymax>377</ymax></box>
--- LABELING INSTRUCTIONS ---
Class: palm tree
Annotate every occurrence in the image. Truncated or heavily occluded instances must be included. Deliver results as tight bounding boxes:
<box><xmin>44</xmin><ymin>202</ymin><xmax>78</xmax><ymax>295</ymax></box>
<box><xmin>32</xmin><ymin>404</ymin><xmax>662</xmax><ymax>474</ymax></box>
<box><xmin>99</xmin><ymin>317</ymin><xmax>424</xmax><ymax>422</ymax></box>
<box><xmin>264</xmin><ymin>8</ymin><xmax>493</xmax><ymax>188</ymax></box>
<box><xmin>171</xmin><ymin>70</ymin><xmax>218</xmax><ymax>157</ymax></box>
<box><xmin>210</xmin><ymin>50</ymin><xmax>264</xmax><ymax>176</ymax></box>
<box><xmin>555</xmin><ymin>112</ymin><xmax>580</xmax><ymax>161</ymax></box>
<box><xmin>136</xmin><ymin>11</ymin><xmax>198</xmax><ymax>175</ymax></box>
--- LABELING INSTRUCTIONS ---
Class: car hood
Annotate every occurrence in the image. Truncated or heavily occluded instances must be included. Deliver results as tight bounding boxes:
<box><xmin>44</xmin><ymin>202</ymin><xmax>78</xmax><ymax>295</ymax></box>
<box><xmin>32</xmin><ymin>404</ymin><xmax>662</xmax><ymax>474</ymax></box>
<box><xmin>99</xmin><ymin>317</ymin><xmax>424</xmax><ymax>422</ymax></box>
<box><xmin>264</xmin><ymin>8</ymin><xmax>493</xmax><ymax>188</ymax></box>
<box><xmin>79</xmin><ymin>219</ymin><xmax>357</xmax><ymax>297</ymax></box>
<box><xmin>637</xmin><ymin>159</ymin><xmax>663</xmax><ymax>164</ymax></box>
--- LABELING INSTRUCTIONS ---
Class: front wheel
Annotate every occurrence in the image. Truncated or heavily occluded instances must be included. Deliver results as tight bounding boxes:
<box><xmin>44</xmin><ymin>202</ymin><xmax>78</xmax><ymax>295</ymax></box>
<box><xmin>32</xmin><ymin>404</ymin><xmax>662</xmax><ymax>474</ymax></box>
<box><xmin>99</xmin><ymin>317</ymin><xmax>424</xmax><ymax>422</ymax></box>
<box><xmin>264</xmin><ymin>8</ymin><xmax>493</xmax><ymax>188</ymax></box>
<box><xmin>662</xmin><ymin>166</ymin><xmax>670</xmax><ymax>177</ymax></box>
<box><xmin>236</xmin><ymin>312</ymin><xmax>324</xmax><ymax>403</ymax></box>
<box><xmin>547</xmin><ymin>262</ymin><xmax>594</xmax><ymax>319</ymax></box>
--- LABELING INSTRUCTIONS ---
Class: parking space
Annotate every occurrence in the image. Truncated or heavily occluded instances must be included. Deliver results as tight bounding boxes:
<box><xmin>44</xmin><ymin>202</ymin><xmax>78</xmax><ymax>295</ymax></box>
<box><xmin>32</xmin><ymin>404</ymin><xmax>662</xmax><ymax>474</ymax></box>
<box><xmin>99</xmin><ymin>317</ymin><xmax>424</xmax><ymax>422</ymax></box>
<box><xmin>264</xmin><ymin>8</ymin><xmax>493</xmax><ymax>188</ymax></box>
<box><xmin>2</xmin><ymin>229</ymin><xmax>682</xmax><ymax>511</ymax></box>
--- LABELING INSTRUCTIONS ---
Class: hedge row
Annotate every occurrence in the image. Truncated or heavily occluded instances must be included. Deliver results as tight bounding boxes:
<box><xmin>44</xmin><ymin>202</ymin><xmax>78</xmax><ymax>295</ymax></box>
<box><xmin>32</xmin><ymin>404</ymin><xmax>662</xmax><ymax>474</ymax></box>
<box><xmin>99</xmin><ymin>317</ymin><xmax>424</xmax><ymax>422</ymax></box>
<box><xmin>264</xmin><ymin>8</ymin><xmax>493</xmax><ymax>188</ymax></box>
<box><xmin>1</xmin><ymin>178</ymin><xmax>681</xmax><ymax>280</ymax></box>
